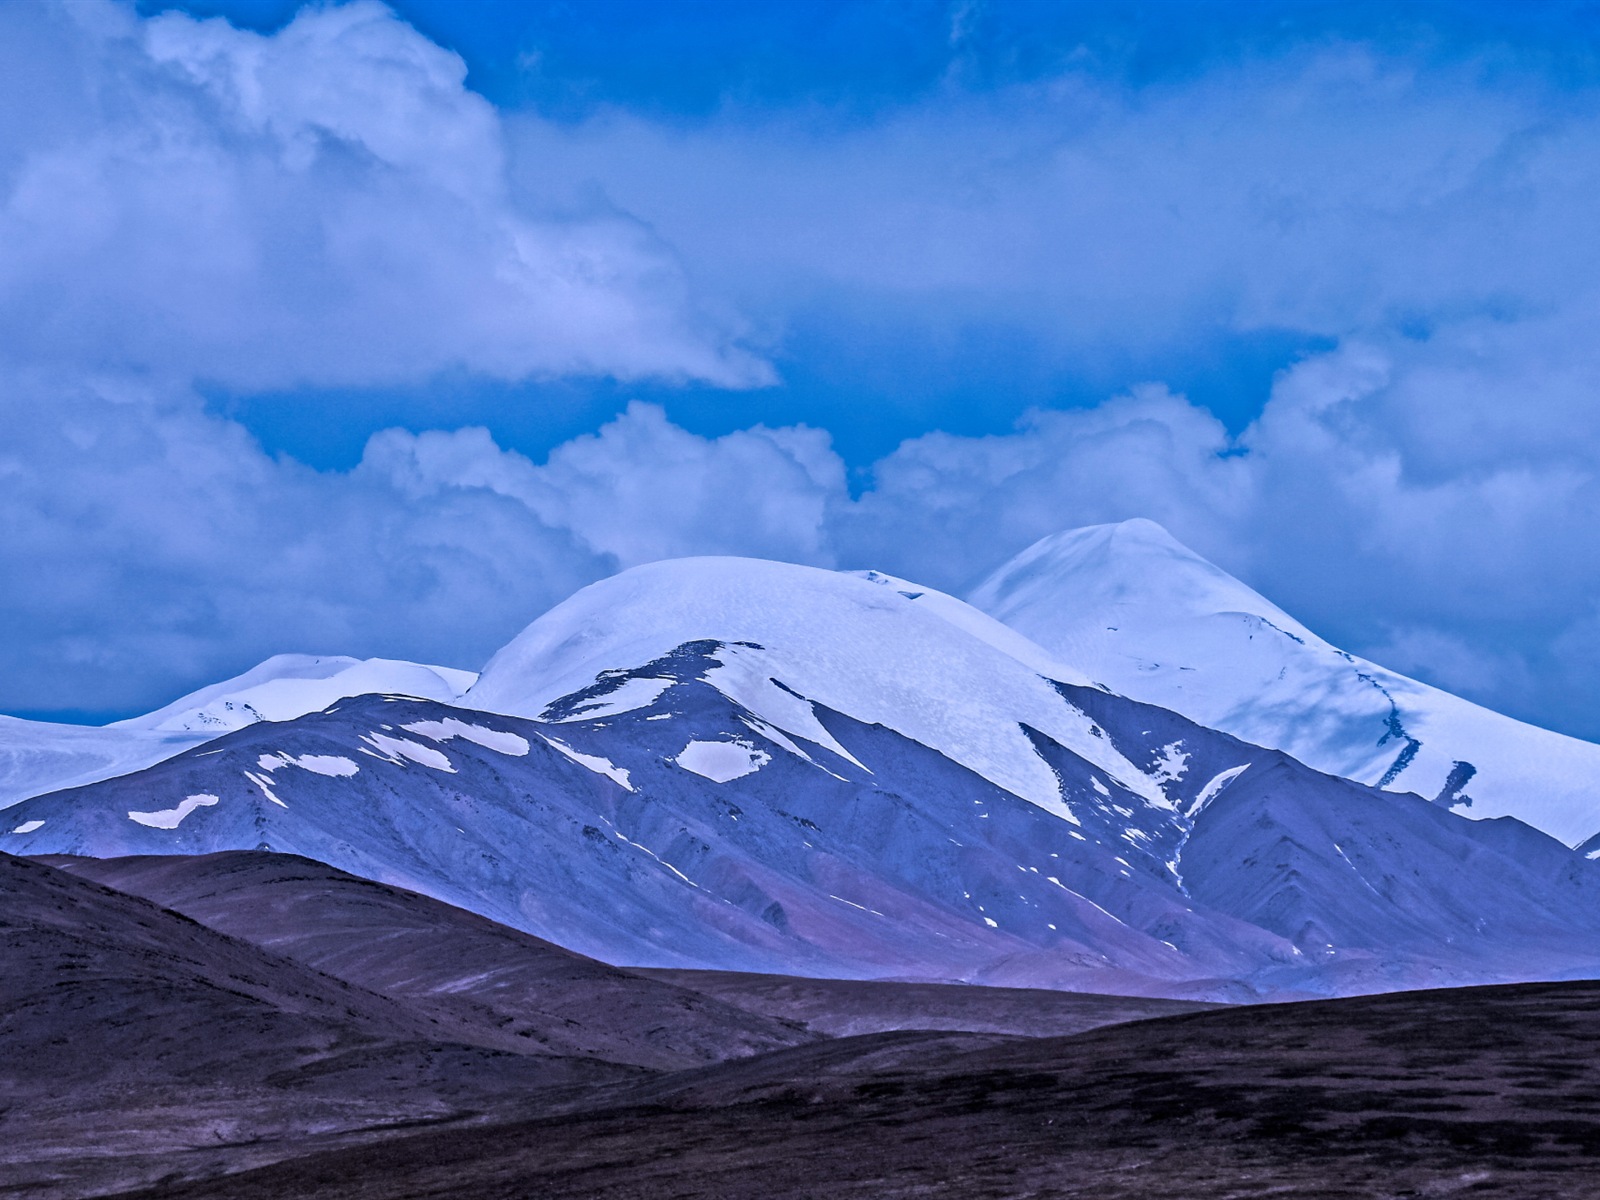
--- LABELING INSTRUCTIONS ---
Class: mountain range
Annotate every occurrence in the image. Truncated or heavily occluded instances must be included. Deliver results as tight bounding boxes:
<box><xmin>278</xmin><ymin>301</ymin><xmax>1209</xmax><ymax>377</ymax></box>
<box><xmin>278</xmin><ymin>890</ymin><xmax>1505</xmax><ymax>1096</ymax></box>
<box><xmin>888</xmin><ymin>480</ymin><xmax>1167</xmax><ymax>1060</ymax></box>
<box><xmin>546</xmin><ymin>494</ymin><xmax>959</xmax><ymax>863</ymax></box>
<box><xmin>7</xmin><ymin>528</ymin><xmax>1600</xmax><ymax>1001</ymax></box>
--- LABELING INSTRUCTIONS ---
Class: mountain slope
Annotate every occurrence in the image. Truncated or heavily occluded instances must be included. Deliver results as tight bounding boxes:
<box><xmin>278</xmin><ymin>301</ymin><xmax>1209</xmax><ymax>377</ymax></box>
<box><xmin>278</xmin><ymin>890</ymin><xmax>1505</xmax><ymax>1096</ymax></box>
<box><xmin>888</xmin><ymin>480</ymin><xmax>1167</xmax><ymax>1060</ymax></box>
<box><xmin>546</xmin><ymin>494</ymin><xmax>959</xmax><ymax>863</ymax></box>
<box><xmin>970</xmin><ymin>519</ymin><xmax>1600</xmax><ymax>847</ymax></box>
<box><xmin>466</xmin><ymin>556</ymin><xmax>1121</xmax><ymax>819</ymax></box>
<box><xmin>0</xmin><ymin>716</ymin><xmax>206</xmax><ymax>811</ymax></box>
<box><xmin>3</xmin><ymin>684</ymin><xmax>1251</xmax><ymax>994</ymax></box>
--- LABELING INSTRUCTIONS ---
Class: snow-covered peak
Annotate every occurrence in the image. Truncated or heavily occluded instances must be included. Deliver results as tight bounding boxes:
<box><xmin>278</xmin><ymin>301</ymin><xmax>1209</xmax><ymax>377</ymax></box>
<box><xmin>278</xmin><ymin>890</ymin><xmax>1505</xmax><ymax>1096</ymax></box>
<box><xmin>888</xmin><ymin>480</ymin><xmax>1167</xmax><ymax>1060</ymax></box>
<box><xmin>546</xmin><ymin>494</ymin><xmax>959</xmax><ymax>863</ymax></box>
<box><xmin>971</xmin><ymin>520</ymin><xmax>1600</xmax><ymax>847</ymax></box>
<box><xmin>115</xmin><ymin>654</ymin><xmax>478</xmax><ymax>735</ymax></box>
<box><xmin>466</xmin><ymin>556</ymin><xmax>1163</xmax><ymax>819</ymax></box>
<box><xmin>971</xmin><ymin>519</ymin><xmax>1315</xmax><ymax>645</ymax></box>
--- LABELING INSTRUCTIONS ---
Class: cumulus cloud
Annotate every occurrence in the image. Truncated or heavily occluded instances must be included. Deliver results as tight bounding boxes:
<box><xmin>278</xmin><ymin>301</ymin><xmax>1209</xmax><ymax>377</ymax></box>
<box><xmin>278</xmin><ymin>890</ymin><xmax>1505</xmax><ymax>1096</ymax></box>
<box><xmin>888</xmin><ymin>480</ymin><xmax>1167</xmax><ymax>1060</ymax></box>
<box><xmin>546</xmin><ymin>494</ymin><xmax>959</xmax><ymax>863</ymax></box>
<box><xmin>0</xmin><ymin>0</ymin><xmax>771</xmax><ymax>713</ymax></box>
<box><xmin>0</xmin><ymin>0</ymin><xmax>767</xmax><ymax>389</ymax></box>
<box><xmin>362</xmin><ymin>401</ymin><xmax>844</xmax><ymax>568</ymax></box>
<box><xmin>0</xmin><ymin>371</ymin><xmax>607</xmax><ymax>714</ymax></box>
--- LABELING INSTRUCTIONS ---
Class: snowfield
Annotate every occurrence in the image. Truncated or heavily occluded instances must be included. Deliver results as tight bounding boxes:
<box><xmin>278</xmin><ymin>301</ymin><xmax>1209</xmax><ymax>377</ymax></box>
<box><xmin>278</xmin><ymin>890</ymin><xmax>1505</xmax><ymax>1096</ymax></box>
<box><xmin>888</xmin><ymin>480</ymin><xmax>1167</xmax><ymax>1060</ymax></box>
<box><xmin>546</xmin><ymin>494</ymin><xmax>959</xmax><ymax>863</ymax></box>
<box><xmin>116</xmin><ymin>654</ymin><xmax>477</xmax><ymax>734</ymax></box>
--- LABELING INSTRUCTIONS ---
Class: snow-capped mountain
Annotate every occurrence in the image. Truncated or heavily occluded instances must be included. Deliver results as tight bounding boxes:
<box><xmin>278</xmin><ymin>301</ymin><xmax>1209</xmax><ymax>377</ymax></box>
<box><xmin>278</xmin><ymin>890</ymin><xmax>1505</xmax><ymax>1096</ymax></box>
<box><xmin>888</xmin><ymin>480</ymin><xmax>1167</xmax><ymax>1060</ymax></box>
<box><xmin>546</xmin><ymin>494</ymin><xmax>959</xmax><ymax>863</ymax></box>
<box><xmin>970</xmin><ymin>519</ymin><xmax>1600</xmax><ymax>849</ymax></box>
<box><xmin>11</xmin><ymin>557</ymin><xmax>1600</xmax><ymax>999</ymax></box>
<box><xmin>1</xmin><ymin>654</ymin><xmax>476</xmax><ymax>808</ymax></box>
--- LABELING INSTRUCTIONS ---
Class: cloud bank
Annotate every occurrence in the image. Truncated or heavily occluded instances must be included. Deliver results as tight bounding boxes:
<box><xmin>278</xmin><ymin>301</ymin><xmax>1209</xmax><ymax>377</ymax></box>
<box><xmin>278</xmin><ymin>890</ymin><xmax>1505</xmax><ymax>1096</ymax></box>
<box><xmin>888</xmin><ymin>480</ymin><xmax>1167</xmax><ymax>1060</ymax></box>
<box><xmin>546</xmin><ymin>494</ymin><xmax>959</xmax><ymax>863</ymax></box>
<box><xmin>0</xmin><ymin>0</ymin><xmax>766</xmax><ymax>388</ymax></box>
<box><xmin>506</xmin><ymin>45</ymin><xmax>1600</xmax><ymax>389</ymax></box>
<box><xmin>7</xmin><ymin>1</ymin><xmax>1600</xmax><ymax>744</ymax></box>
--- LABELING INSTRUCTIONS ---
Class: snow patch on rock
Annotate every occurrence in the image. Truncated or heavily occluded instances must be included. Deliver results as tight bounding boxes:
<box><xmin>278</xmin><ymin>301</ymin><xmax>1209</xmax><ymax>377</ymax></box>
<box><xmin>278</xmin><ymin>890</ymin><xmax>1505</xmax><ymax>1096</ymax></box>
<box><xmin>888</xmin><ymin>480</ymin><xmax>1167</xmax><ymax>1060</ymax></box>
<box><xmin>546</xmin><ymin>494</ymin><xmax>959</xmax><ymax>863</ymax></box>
<box><xmin>128</xmin><ymin>794</ymin><xmax>219</xmax><ymax>829</ymax></box>
<box><xmin>546</xmin><ymin>676</ymin><xmax>675</xmax><ymax>722</ymax></box>
<box><xmin>1189</xmin><ymin>765</ymin><xmax>1250</xmax><ymax>817</ymax></box>
<box><xmin>403</xmin><ymin>718</ymin><xmax>530</xmax><ymax>757</ymax></box>
<box><xmin>1152</xmin><ymin>741</ymin><xmax>1189</xmax><ymax>784</ymax></box>
<box><xmin>538</xmin><ymin>735</ymin><xmax>634</xmax><ymax>791</ymax></box>
<box><xmin>676</xmin><ymin>739</ymin><xmax>770</xmax><ymax>783</ymax></box>
<box><xmin>361</xmin><ymin>733</ymin><xmax>454</xmax><ymax>772</ymax></box>
<box><xmin>243</xmin><ymin>771</ymin><xmax>287</xmax><ymax>807</ymax></box>
<box><xmin>257</xmin><ymin>752</ymin><xmax>359</xmax><ymax>777</ymax></box>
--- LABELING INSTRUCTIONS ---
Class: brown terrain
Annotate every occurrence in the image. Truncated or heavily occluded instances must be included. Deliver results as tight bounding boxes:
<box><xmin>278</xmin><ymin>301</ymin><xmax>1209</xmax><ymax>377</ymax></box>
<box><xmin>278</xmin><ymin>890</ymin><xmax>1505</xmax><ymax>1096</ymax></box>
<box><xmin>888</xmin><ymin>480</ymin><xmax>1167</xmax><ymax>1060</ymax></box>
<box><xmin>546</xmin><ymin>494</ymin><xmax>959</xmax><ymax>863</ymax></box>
<box><xmin>5</xmin><ymin>851</ymin><xmax>1600</xmax><ymax>1199</ymax></box>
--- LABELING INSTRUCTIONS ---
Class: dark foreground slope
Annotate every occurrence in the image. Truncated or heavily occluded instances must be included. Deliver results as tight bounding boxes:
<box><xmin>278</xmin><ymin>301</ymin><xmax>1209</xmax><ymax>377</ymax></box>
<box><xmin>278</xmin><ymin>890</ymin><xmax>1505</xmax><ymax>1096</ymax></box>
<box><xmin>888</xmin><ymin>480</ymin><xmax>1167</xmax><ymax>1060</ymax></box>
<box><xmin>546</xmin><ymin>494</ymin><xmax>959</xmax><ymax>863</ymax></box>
<box><xmin>44</xmin><ymin>851</ymin><xmax>808</xmax><ymax>1070</ymax></box>
<box><xmin>0</xmin><ymin>852</ymin><xmax>644</xmax><ymax>1199</ymax></box>
<box><xmin>636</xmin><ymin>966</ymin><xmax>1220</xmax><ymax>1037</ymax></box>
<box><xmin>114</xmin><ymin>979</ymin><xmax>1600</xmax><ymax>1200</ymax></box>
<box><xmin>0</xmin><ymin>852</ymin><xmax>810</xmax><ymax>1198</ymax></box>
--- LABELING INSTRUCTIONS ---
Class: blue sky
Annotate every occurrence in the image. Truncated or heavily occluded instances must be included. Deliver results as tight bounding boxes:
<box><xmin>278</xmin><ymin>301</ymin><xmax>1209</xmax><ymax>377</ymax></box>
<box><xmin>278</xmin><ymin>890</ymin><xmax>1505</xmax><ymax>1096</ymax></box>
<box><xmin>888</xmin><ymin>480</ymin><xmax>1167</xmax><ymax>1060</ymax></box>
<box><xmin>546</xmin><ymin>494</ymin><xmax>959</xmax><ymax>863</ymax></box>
<box><xmin>165</xmin><ymin>0</ymin><xmax>1600</xmax><ymax>466</ymax></box>
<box><xmin>9</xmin><ymin>0</ymin><xmax>1600</xmax><ymax>741</ymax></box>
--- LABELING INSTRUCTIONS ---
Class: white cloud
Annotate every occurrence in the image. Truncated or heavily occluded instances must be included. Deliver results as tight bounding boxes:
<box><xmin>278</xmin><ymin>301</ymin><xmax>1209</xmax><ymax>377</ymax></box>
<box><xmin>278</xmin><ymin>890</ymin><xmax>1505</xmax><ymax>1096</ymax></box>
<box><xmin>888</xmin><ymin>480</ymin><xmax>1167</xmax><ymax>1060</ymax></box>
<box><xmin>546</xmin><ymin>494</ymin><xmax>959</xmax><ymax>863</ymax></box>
<box><xmin>0</xmin><ymin>0</ymin><xmax>767</xmax><ymax>389</ymax></box>
<box><xmin>504</xmin><ymin>46</ymin><xmax>1600</xmax><ymax>360</ymax></box>
<box><xmin>362</xmin><ymin>401</ymin><xmax>845</xmax><ymax>568</ymax></box>
<box><xmin>0</xmin><ymin>0</ymin><xmax>783</xmax><ymax>714</ymax></box>
<box><xmin>0</xmin><ymin>371</ymin><xmax>606</xmax><ymax>715</ymax></box>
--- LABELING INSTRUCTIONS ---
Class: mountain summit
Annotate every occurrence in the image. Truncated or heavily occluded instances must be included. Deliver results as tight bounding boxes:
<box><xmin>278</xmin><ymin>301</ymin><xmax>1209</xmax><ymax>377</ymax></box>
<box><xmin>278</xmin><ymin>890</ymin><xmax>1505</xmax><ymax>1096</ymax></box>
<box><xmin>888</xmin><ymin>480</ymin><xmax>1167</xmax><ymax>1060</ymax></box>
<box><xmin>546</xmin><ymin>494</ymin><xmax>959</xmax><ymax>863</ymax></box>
<box><xmin>971</xmin><ymin>519</ymin><xmax>1600</xmax><ymax>847</ymax></box>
